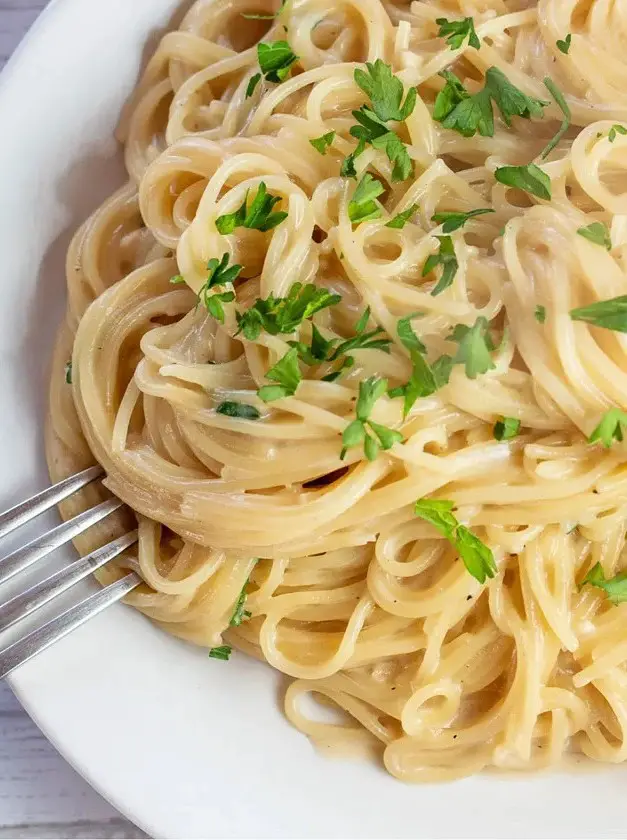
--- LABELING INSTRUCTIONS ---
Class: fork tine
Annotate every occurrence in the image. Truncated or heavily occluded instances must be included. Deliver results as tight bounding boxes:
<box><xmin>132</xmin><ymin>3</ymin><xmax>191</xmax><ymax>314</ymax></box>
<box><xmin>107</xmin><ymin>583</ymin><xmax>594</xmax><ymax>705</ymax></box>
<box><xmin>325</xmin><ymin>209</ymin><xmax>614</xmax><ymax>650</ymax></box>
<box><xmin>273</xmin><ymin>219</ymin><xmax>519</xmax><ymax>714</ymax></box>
<box><xmin>0</xmin><ymin>466</ymin><xmax>103</xmax><ymax>540</ymax></box>
<box><xmin>0</xmin><ymin>498</ymin><xmax>122</xmax><ymax>586</ymax></box>
<box><xmin>0</xmin><ymin>572</ymin><xmax>140</xmax><ymax>680</ymax></box>
<box><xmin>0</xmin><ymin>530</ymin><xmax>138</xmax><ymax>632</ymax></box>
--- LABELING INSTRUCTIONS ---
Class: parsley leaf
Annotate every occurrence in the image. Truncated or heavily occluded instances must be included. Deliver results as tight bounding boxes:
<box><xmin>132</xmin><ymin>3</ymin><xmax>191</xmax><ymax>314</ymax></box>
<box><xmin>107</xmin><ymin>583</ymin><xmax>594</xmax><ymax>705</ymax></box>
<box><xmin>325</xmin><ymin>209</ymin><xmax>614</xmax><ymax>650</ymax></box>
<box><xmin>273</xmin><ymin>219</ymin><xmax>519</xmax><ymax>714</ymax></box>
<box><xmin>582</xmin><ymin>562</ymin><xmax>627</xmax><ymax>604</ymax></box>
<box><xmin>310</xmin><ymin>131</ymin><xmax>335</xmax><ymax>155</ymax></box>
<box><xmin>577</xmin><ymin>222</ymin><xmax>611</xmax><ymax>251</ymax></box>
<box><xmin>209</xmin><ymin>645</ymin><xmax>232</xmax><ymax>660</ymax></box>
<box><xmin>216</xmin><ymin>182</ymin><xmax>287</xmax><ymax>234</ymax></box>
<box><xmin>216</xmin><ymin>401</ymin><xmax>261</xmax><ymax>420</ymax></box>
<box><xmin>570</xmin><ymin>296</ymin><xmax>627</xmax><ymax>333</ymax></box>
<box><xmin>493</xmin><ymin>416</ymin><xmax>520</xmax><ymax>440</ymax></box>
<box><xmin>386</xmin><ymin>204</ymin><xmax>418</xmax><ymax>229</ymax></box>
<box><xmin>230</xmin><ymin>570</ymin><xmax>255</xmax><ymax>626</ymax></box>
<box><xmin>371</xmin><ymin>131</ymin><xmax>413</xmax><ymax>181</ymax></box>
<box><xmin>423</xmin><ymin>235</ymin><xmax>458</xmax><ymax>296</ymax></box>
<box><xmin>341</xmin><ymin>376</ymin><xmax>402</xmax><ymax>460</ymax></box>
<box><xmin>246</xmin><ymin>73</ymin><xmax>261</xmax><ymax>98</ymax></box>
<box><xmin>257</xmin><ymin>41</ymin><xmax>298</xmax><ymax>83</ymax></box>
<box><xmin>588</xmin><ymin>408</ymin><xmax>627</xmax><ymax>448</ymax></box>
<box><xmin>339</xmin><ymin>138</ymin><xmax>366</xmax><ymax>179</ymax></box>
<box><xmin>348</xmin><ymin>173</ymin><xmax>384</xmax><ymax>224</ymax></box>
<box><xmin>236</xmin><ymin>283</ymin><xmax>341</xmax><ymax>340</ymax></box>
<box><xmin>556</xmin><ymin>34</ymin><xmax>572</xmax><ymax>54</ymax></box>
<box><xmin>609</xmin><ymin>124</ymin><xmax>627</xmax><ymax>142</ymax></box>
<box><xmin>540</xmin><ymin>77</ymin><xmax>571</xmax><ymax>159</ymax></box>
<box><xmin>170</xmin><ymin>274</ymin><xmax>185</xmax><ymax>284</ymax></box>
<box><xmin>257</xmin><ymin>347</ymin><xmax>302</xmax><ymax>402</ymax></box>
<box><xmin>449</xmin><ymin>317</ymin><xmax>496</xmax><ymax>379</ymax></box>
<box><xmin>354</xmin><ymin>60</ymin><xmax>417</xmax><ymax>123</ymax></box>
<box><xmin>431</xmin><ymin>207</ymin><xmax>494</xmax><ymax>233</ymax></box>
<box><xmin>329</xmin><ymin>308</ymin><xmax>391</xmax><ymax>359</ymax></box>
<box><xmin>64</xmin><ymin>360</ymin><xmax>72</xmax><ymax>384</ymax></box>
<box><xmin>388</xmin><ymin>316</ymin><xmax>440</xmax><ymax>416</ymax></box>
<box><xmin>436</xmin><ymin>16</ymin><xmax>480</xmax><ymax>50</ymax></box>
<box><xmin>434</xmin><ymin>67</ymin><xmax>547</xmax><ymax>138</ymax></box>
<box><xmin>535</xmin><ymin>305</ymin><xmax>546</xmax><ymax>323</ymax></box>
<box><xmin>198</xmin><ymin>253</ymin><xmax>242</xmax><ymax>323</ymax></box>
<box><xmin>432</xmin><ymin>354</ymin><xmax>453</xmax><ymax>386</ymax></box>
<box><xmin>414</xmin><ymin>498</ymin><xmax>496</xmax><ymax>583</ymax></box>
<box><xmin>494</xmin><ymin>163</ymin><xmax>552</xmax><ymax>200</ymax></box>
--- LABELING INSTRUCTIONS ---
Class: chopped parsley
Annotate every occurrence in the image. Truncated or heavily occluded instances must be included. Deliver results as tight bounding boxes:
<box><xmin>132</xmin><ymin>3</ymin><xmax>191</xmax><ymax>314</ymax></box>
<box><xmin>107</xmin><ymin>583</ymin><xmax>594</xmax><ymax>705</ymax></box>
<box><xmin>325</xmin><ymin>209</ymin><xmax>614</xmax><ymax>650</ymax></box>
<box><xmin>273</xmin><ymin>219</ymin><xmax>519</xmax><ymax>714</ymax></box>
<box><xmin>257</xmin><ymin>347</ymin><xmax>302</xmax><ymax>401</ymax></box>
<box><xmin>257</xmin><ymin>40</ymin><xmax>299</xmax><ymax>82</ymax></box>
<box><xmin>577</xmin><ymin>222</ymin><xmax>611</xmax><ymax>251</ymax></box>
<box><xmin>588</xmin><ymin>408</ymin><xmax>627</xmax><ymax>448</ymax></box>
<box><xmin>216</xmin><ymin>401</ymin><xmax>261</xmax><ymax>420</ymax></box>
<box><xmin>388</xmin><ymin>315</ymin><xmax>450</xmax><ymax>416</ymax></box>
<box><xmin>208</xmin><ymin>645</ymin><xmax>232</xmax><ymax>660</ymax></box>
<box><xmin>236</xmin><ymin>283</ymin><xmax>341</xmax><ymax>340</ymax></box>
<box><xmin>346</xmin><ymin>60</ymin><xmax>416</xmax><ymax>182</ymax></box>
<box><xmin>215</xmin><ymin>182</ymin><xmax>287</xmax><ymax>234</ymax></box>
<box><xmin>246</xmin><ymin>73</ymin><xmax>261</xmax><ymax>98</ymax></box>
<box><xmin>570</xmin><ymin>296</ymin><xmax>627</xmax><ymax>333</ymax></box>
<box><xmin>414</xmin><ymin>499</ymin><xmax>496</xmax><ymax>583</ymax></box>
<box><xmin>449</xmin><ymin>317</ymin><xmax>496</xmax><ymax>379</ymax></box>
<box><xmin>581</xmin><ymin>562</ymin><xmax>627</xmax><ymax>604</ymax></box>
<box><xmin>309</xmin><ymin>131</ymin><xmax>335</xmax><ymax>155</ymax></box>
<box><xmin>535</xmin><ymin>305</ymin><xmax>546</xmax><ymax>323</ymax></box>
<box><xmin>422</xmin><ymin>235</ymin><xmax>458</xmax><ymax>295</ymax></box>
<box><xmin>170</xmin><ymin>274</ymin><xmax>185</xmax><ymax>284</ymax></box>
<box><xmin>609</xmin><ymin>125</ymin><xmax>627</xmax><ymax>142</ymax></box>
<box><xmin>198</xmin><ymin>254</ymin><xmax>242</xmax><ymax>323</ymax></box>
<box><xmin>493</xmin><ymin>416</ymin><xmax>520</xmax><ymax>441</ymax></box>
<box><xmin>230</xmin><ymin>570</ymin><xmax>255</xmax><ymax>626</ymax></box>
<box><xmin>436</xmin><ymin>16</ymin><xmax>480</xmax><ymax>50</ymax></box>
<box><xmin>539</xmin><ymin>77</ymin><xmax>571</xmax><ymax>159</ymax></box>
<box><xmin>494</xmin><ymin>163</ymin><xmax>551</xmax><ymax>200</ymax></box>
<box><xmin>556</xmin><ymin>34</ymin><xmax>572</xmax><ymax>55</ymax></box>
<box><xmin>433</xmin><ymin>67</ymin><xmax>547</xmax><ymax>138</ymax></box>
<box><xmin>348</xmin><ymin>173</ymin><xmax>384</xmax><ymax>224</ymax></box>
<box><xmin>431</xmin><ymin>207</ymin><xmax>494</xmax><ymax>233</ymax></box>
<box><xmin>64</xmin><ymin>360</ymin><xmax>72</xmax><ymax>384</ymax></box>
<box><xmin>386</xmin><ymin>204</ymin><xmax>418</xmax><ymax>229</ymax></box>
<box><xmin>341</xmin><ymin>376</ymin><xmax>403</xmax><ymax>461</ymax></box>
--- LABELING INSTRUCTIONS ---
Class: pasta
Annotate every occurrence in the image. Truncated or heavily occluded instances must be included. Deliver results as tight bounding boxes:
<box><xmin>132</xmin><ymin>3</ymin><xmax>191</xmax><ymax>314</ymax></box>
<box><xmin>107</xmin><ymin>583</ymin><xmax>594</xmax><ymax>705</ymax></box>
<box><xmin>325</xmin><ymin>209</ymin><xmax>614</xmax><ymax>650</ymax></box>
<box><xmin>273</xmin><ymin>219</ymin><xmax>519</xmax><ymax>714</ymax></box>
<box><xmin>46</xmin><ymin>0</ymin><xmax>627</xmax><ymax>781</ymax></box>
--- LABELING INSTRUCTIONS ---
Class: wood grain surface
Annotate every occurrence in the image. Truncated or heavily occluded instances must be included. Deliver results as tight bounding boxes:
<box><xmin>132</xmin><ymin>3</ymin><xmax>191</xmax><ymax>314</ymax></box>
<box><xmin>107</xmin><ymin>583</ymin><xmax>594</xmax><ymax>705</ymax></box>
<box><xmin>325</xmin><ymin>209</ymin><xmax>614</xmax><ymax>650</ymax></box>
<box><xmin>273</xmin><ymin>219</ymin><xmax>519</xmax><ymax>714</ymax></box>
<box><xmin>0</xmin><ymin>2</ymin><xmax>145</xmax><ymax>837</ymax></box>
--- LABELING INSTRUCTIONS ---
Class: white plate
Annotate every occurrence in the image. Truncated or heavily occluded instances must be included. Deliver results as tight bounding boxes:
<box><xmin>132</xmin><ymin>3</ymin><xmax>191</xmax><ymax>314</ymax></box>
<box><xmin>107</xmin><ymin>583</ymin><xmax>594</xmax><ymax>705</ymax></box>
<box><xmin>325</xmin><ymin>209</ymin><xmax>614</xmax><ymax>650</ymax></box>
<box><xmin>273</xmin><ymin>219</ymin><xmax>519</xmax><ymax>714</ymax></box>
<box><xmin>1</xmin><ymin>1</ymin><xmax>626</xmax><ymax>837</ymax></box>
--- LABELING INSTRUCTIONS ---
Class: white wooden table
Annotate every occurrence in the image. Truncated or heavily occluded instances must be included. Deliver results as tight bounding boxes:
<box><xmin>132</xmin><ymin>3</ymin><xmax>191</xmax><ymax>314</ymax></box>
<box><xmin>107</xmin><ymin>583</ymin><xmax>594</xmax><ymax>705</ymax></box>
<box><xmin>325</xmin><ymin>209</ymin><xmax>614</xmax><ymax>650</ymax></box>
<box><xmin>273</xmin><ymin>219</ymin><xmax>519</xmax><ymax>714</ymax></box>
<box><xmin>0</xmin><ymin>3</ymin><xmax>144</xmax><ymax>836</ymax></box>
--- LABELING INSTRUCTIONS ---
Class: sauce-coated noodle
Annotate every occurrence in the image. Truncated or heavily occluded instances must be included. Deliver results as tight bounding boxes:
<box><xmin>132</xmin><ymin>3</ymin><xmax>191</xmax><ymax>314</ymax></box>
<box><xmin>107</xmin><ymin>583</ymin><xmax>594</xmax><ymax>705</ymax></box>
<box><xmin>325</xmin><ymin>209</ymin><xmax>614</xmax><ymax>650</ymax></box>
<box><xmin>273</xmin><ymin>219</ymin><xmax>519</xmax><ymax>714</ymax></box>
<box><xmin>46</xmin><ymin>0</ymin><xmax>627</xmax><ymax>781</ymax></box>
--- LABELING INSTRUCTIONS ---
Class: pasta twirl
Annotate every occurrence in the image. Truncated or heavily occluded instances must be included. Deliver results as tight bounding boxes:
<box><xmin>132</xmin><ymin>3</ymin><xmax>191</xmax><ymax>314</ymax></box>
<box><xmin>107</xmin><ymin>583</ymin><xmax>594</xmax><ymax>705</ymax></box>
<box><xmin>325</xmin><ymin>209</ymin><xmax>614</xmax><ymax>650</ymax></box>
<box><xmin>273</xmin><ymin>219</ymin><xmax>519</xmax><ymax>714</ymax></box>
<box><xmin>46</xmin><ymin>0</ymin><xmax>627</xmax><ymax>781</ymax></box>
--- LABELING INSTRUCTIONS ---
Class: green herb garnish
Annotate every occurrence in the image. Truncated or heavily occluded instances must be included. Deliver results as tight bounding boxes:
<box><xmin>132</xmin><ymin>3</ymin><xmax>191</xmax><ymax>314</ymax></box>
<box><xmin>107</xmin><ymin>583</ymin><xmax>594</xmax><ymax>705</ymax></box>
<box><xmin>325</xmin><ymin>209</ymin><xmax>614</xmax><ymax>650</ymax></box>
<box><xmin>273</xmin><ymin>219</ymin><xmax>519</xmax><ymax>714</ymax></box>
<box><xmin>209</xmin><ymin>645</ymin><xmax>232</xmax><ymax>660</ymax></box>
<box><xmin>436</xmin><ymin>17</ymin><xmax>480</xmax><ymax>50</ymax></box>
<box><xmin>588</xmin><ymin>408</ymin><xmax>627</xmax><ymax>448</ymax></box>
<box><xmin>257</xmin><ymin>40</ymin><xmax>299</xmax><ymax>82</ymax></box>
<box><xmin>577</xmin><ymin>222</ymin><xmax>611</xmax><ymax>251</ymax></box>
<box><xmin>348</xmin><ymin>173</ymin><xmax>384</xmax><ymax>224</ymax></box>
<box><xmin>540</xmin><ymin>77</ymin><xmax>571</xmax><ymax>159</ymax></box>
<box><xmin>64</xmin><ymin>361</ymin><xmax>72</xmax><ymax>384</ymax></box>
<box><xmin>354</xmin><ymin>59</ymin><xmax>416</xmax><ymax>123</ymax></box>
<box><xmin>216</xmin><ymin>401</ymin><xmax>261</xmax><ymax>420</ymax></box>
<box><xmin>556</xmin><ymin>34</ymin><xmax>571</xmax><ymax>54</ymax></box>
<box><xmin>198</xmin><ymin>253</ymin><xmax>242</xmax><ymax>323</ymax></box>
<box><xmin>257</xmin><ymin>347</ymin><xmax>302</xmax><ymax>401</ymax></box>
<box><xmin>570</xmin><ymin>296</ymin><xmax>627</xmax><ymax>333</ymax></box>
<box><xmin>493</xmin><ymin>416</ymin><xmax>520</xmax><ymax>441</ymax></box>
<box><xmin>535</xmin><ymin>305</ymin><xmax>546</xmax><ymax>323</ymax></box>
<box><xmin>433</xmin><ymin>67</ymin><xmax>547</xmax><ymax>138</ymax></box>
<box><xmin>449</xmin><ymin>317</ymin><xmax>495</xmax><ymax>379</ymax></box>
<box><xmin>386</xmin><ymin>204</ymin><xmax>418</xmax><ymax>229</ymax></box>
<box><xmin>423</xmin><ymin>235</ymin><xmax>458</xmax><ymax>296</ymax></box>
<box><xmin>581</xmin><ymin>562</ymin><xmax>627</xmax><ymax>604</ymax></box>
<box><xmin>609</xmin><ymin>125</ymin><xmax>627</xmax><ymax>142</ymax></box>
<box><xmin>170</xmin><ymin>274</ymin><xmax>185</xmax><ymax>284</ymax></box>
<box><xmin>216</xmin><ymin>182</ymin><xmax>287</xmax><ymax>234</ymax></box>
<box><xmin>431</xmin><ymin>207</ymin><xmax>494</xmax><ymax>232</ymax></box>
<box><xmin>309</xmin><ymin>131</ymin><xmax>336</xmax><ymax>155</ymax></box>
<box><xmin>246</xmin><ymin>73</ymin><xmax>261</xmax><ymax>98</ymax></box>
<box><xmin>236</xmin><ymin>283</ymin><xmax>341</xmax><ymax>340</ymax></box>
<box><xmin>494</xmin><ymin>163</ymin><xmax>551</xmax><ymax>200</ymax></box>
<box><xmin>341</xmin><ymin>376</ymin><xmax>403</xmax><ymax>460</ymax></box>
<box><xmin>414</xmin><ymin>499</ymin><xmax>496</xmax><ymax>583</ymax></box>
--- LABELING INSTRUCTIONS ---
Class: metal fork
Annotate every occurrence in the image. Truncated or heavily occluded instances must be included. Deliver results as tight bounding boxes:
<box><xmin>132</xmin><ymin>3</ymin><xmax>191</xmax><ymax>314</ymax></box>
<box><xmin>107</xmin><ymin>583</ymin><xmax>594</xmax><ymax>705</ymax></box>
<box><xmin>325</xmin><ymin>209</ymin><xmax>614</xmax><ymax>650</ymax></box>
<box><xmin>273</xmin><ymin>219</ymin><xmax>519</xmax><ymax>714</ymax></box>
<box><xmin>0</xmin><ymin>466</ymin><xmax>139</xmax><ymax>679</ymax></box>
